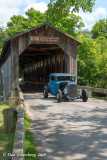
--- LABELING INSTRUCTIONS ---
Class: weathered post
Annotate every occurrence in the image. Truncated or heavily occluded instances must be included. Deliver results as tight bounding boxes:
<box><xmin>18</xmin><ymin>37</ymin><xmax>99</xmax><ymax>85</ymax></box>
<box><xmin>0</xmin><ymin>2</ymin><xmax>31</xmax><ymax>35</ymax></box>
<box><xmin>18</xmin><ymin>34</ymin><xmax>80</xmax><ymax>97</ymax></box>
<box><xmin>3</xmin><ymin>108</ymin><xmax>15</xmax><ymax>133</ymax></box>
<box><xmin>9</xmin><ymin>86</ymin><xmax>20</xmax><ymax>108</ymax></box>
<box><xmin>9</xmin><ymin>97</ymin><xmax>20</xmax><ymax>108</ymax></box>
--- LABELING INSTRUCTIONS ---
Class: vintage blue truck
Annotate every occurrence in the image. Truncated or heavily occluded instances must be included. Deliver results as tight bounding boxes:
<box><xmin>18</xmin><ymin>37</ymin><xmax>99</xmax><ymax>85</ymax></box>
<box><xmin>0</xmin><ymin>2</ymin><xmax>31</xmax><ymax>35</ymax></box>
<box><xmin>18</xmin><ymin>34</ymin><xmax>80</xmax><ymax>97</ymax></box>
<box><xmin>43</xmin><ymin>73</ymin><xmax>88</xmax><ymax>103</ymax></box>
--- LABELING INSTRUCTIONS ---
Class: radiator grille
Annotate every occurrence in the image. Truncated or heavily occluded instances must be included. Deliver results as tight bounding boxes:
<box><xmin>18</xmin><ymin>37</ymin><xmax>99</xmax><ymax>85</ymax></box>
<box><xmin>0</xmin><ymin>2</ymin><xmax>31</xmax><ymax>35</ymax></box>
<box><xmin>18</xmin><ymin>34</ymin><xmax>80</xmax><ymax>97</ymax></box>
<box><xmin>69</xmin><ymin>85</ymin><xmax>77</xmax><ymax>98</ymax></box>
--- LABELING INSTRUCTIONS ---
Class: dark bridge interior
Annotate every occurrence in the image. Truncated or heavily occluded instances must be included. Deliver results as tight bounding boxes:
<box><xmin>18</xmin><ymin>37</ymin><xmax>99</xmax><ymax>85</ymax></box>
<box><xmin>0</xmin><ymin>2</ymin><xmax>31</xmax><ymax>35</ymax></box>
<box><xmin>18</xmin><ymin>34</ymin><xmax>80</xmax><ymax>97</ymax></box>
<box><xmin>19</xmin><ymin>44</ymin><xmax>62</xmax><ymax>67</ymax></box>
<box><xmin>19</xmin><ymin>42</ymin><xmax>68</xmax><ymax>89</ymax></box>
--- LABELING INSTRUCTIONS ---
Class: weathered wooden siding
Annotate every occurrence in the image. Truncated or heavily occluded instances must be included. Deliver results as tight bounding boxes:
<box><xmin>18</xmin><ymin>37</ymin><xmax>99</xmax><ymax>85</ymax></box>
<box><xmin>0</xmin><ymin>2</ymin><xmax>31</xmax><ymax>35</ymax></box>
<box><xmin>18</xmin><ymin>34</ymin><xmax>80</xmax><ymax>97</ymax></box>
<box><xmin>34</xmin><ymin>26</ymin><xmax>77</xmax><ymax>75</ymax></box>
<box><xmin>0</xmin><ymin>54</ymin><xmax>12</xmax><ymax>93</ymax></box>
<box><xmin>19</xmin><ymin>25</ymin><xmax>78</xmax><ymax>86</ymax></box>
<box><xmin>19</xmin><ymin>25</ymin><xmax>78</xmax><ymax>75</ymax></box>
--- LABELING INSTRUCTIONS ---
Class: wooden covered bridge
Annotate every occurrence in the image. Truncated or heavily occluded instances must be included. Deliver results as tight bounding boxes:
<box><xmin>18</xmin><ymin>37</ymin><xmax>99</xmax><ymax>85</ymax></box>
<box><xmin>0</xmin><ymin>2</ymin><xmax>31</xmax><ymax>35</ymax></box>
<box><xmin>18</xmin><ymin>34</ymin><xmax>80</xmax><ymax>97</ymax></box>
<box><xmin>0</xmin><ymin>23</ymin><xmax>82</xmax><ymax>96</ymax></box>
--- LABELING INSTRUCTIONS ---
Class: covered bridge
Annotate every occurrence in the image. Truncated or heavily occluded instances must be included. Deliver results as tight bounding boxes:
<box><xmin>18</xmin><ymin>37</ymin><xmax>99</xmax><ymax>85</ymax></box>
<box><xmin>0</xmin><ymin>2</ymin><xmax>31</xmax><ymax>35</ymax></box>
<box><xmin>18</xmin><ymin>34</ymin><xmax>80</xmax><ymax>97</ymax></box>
<box><xmin>0</xmin><ymin>23</ymin><xmax>82</xmax><ymax>96</ymax></box>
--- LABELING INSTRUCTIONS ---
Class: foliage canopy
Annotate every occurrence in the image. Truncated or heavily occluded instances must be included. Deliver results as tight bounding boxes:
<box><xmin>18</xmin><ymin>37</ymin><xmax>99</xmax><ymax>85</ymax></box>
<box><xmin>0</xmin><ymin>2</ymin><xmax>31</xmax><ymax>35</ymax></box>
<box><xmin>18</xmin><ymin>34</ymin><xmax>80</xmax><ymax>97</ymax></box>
<box><xmin>77</xmin><ymin>34</ymin><xmax>107</xmax><ymax>88</ymax></box>
<box><xmin>92</xmin><ymin>18</ymin><xmax>107</xmax><ymax>39</ymax></box>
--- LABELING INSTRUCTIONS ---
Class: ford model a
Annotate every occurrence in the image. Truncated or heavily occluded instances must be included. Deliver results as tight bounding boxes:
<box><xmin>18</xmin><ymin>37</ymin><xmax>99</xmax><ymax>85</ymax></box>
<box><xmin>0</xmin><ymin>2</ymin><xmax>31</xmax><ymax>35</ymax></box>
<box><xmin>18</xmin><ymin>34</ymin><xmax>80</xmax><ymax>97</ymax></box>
<box><xmin>43</xmin><ymin>73</ymin><xmax>88</xmax><ymax>103</ymax></box>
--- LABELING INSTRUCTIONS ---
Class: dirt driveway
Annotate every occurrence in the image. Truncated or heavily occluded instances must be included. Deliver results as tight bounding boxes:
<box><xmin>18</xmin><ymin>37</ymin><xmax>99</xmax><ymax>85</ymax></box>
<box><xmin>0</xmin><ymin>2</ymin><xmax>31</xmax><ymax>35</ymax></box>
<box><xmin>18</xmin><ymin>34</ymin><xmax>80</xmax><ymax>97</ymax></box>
<box><xmin>23</xmin><ymin>90</ymin><xmax>107</xmax><ymax>160</ymax></box>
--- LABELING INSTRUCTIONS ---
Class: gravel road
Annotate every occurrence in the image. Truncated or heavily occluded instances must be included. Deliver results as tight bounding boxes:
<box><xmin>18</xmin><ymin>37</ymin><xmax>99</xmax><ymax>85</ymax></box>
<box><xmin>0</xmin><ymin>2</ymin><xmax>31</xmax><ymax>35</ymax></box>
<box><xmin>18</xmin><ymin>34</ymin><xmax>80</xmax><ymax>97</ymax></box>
<box><xmin>23</xmin><ymin>89</ymin><xmax>107</xmax><ymax>160</ymax></box>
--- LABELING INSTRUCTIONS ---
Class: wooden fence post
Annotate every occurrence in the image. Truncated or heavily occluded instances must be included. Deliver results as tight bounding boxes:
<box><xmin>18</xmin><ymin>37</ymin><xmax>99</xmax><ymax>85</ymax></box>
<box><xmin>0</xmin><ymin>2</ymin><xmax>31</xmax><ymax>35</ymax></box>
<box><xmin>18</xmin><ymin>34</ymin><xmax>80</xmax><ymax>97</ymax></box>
<box><xmin>3</xmin><ymin>108</ymin><xmax>15</xmax><ymax>133</ymax></box>
<box><xmin>9</xmin><ymin>97</ymin><xmax>20</xmax><ymax>108</ymax></box>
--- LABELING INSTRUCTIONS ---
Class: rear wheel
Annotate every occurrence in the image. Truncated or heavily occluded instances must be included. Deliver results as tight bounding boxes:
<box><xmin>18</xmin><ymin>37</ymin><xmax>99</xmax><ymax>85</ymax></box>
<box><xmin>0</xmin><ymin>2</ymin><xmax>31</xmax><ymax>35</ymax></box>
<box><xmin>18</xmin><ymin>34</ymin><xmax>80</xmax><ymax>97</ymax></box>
<box><xmin>57</xmin><ymin>89</ymin><xmax>62</xmax><ymax>103</ymax></box>
<box><xmin>82</xmin><ymin>89</ymin><xmax>88</xmax><ymax>102</ymax></box>
<box><xmin>43</xmin><ymin>86</ymin><xmax>49</xmax><ymax>98</ymax></box>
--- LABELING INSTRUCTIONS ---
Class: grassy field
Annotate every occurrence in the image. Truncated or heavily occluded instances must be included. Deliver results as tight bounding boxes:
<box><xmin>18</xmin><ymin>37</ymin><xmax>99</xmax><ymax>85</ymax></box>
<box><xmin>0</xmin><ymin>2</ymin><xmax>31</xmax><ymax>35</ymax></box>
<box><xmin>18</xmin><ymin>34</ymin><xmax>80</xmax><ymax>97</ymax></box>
<box><xmin>25</xmin><ymin>108</ymin><xmax>38</xmax><ymax>160</ymax></box>
<box><xmin>0</xmin><ymin>101</ymin><xmax>15</xmax><ymax>160</ymax></box>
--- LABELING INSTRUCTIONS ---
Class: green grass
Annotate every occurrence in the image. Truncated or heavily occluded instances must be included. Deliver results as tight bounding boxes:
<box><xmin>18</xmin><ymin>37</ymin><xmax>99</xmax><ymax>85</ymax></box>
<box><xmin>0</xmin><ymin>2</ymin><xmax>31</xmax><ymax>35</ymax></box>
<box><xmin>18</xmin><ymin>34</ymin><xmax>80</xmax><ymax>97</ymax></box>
<box><xmin>0</xmin><ymin>101</ymin><xmax>15</xmax><ymax>160</ymax></box>
<box><xmin>92</xmin><ymin>92</ymin><xmax>107</xmax><ymax>100</ymax></box>
<box><xmin>92</xmin><ymin>96</ymin><xmax>107</xmax><ymax>100</ymax></box>
<box><xmin>0</xmin><ymin>101</ymin><xmax>9</xmax><ymax>123</ymax></box>
<box><xmin>25</xmin><ymin>111</ymin><xmax>30</xmax><ymax>129</ymax></box>
<box><xmin>25</xmin><ymin>109</ymin><xmax>38</xmax><ymax>160</ymax></box>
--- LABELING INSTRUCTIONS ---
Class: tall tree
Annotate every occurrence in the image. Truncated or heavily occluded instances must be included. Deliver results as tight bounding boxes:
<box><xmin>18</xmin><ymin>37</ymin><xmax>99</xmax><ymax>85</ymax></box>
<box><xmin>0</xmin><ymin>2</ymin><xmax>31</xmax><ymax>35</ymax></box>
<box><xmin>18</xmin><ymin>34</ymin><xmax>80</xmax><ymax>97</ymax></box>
<box><xmin>78</xmin><ymin>29</ymin><xmax>92</xmax><ymax>39</ymax></box>
<box><xmin>45</xmin><ymin>12</ymin><xmax>84</xmax><ymax>37</ymax></box>
<box><xmin>6</xmin><ymin>7</ymin><xmax>84</xmax><ymax>39</ymax></box>
<box><xmin>6</xmin><ymin>8</ymin><xmax>45</xmax><ymax>38</ymax></box>
<box><xmin>0</xmin><ymin>27</ymin><xmax>7</xmax><ymax>54</ymax></box>
<box><xmin>95</xmin><ymin>36</ymin><xmax>107</xmax><ymax>88</ymax></box>
<box><xmin>6</xmin><ymin>15</ymin><xmax>27</xmax><ymax>38</ymax></box>
<box><xmin>25</xmin><ymin>8</ymin><xmax>45</xmax><ymax>28</ymax></box>
<box><xmin>77</xmin><ymin>35</ymin><xmax>99</xmax><ymax>86</ymax></box>
<box><xmin>77</xmin><ymin>34</ymin><xmax>107</xmax><ymax>88</ymax></box>
<box><xmin>46</xmin><ymin>0</ymin><xmax>96</xmax><ymax>24</ymax></box>
<box><xmin>91</xmin><ymin>18</ymin><xmax>107</xmax><ymax>39</ymax></box>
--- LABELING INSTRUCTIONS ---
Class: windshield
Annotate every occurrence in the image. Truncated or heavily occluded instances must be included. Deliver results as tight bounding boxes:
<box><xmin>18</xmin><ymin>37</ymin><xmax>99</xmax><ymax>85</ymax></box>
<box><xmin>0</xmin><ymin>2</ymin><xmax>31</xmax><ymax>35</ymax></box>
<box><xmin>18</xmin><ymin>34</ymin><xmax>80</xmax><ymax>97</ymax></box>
<box><xmin>56</xmin><ymin>76</ymin><xmax>75</xmax><ymax>81</ymax></box>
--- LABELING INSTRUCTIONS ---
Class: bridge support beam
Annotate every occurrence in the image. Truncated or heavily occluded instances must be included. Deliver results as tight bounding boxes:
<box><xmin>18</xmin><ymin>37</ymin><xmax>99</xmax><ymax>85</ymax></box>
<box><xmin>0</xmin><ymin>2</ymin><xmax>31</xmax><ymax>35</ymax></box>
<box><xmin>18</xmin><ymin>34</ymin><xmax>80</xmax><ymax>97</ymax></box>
<box><xmin>11</xmin><ymin>39</ymin><xmax>19</xmax><ymax>87</ymax></box>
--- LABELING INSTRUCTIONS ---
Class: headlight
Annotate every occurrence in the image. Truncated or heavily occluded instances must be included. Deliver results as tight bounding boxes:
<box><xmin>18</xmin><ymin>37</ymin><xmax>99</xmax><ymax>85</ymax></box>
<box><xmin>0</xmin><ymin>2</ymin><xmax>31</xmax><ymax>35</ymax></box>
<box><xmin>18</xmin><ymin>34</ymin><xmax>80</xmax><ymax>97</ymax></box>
<box><xmin>78</xmin><ymin>89</ymin><xmax>82</xmax><ymax>96</ymax></box>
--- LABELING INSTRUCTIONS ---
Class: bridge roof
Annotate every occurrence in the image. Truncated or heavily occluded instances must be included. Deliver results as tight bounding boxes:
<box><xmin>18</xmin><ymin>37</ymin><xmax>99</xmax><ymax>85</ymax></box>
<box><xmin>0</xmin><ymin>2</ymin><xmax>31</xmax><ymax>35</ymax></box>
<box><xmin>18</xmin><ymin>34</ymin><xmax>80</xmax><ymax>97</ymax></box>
<box><xmin>5</xmin><ymin>22</ymin><xmax>82</xmax><ymax>45</ymax></box>
<box><xmin>0</xmin><ymin>23</ymin><xmax>82</xmax><ymax>66</ymax></box>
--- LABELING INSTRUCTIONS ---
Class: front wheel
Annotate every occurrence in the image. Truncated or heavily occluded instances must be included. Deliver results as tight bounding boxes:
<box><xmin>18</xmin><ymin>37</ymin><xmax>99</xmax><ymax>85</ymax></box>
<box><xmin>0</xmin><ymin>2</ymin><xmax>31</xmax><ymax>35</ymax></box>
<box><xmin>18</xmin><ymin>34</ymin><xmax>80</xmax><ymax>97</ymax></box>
<box><xmin>57</xmin><ymin>89</ymin><xmax>62</xmax><ymax>103</ymax></box>
<box><xmin>82</xmin><ymin>89</ymin><xmax>88</xmax><ymax>102</ymax></box>
<box><xmin>43</xmin><ymin>86</ymin><xmax>49</xmax><ymax>98</ymax></box>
